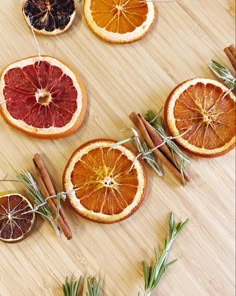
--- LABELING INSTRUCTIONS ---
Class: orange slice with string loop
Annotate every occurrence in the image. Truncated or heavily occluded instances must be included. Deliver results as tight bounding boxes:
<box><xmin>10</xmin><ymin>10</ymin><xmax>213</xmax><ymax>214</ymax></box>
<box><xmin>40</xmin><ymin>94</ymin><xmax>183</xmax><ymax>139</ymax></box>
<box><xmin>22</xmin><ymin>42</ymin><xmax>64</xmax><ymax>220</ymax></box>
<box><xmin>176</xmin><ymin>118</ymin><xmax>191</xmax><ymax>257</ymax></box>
<box><xmin>164</xmin><ymin>78</ymin><xmax>236</xmax><ymax>157</ymax></box>
<box><xmin>0</xmin><ymin>193</ymin><xmax>36</xmax><ymax>242</ymax></box>
<box><xmin>83</xmin><ymin>0</ymin><xmax>157</xmax><ymax>43</ymax></box>
<box><xmin>63</xmin><ymin>139</ymin><xmax>147</xmax><ymax>223</ymax></box>
<box><xmin>0</xmin><ymin>56</ymin><xmax>87</xmax><ymax>138</ymax></box>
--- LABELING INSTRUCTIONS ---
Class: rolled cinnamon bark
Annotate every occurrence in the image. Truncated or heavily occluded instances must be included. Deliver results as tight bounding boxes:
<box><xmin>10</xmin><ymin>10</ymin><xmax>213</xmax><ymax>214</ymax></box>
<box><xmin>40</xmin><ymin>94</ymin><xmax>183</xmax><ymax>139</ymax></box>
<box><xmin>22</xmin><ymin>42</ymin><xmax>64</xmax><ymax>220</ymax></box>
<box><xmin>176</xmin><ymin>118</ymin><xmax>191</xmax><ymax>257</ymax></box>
<box><xmin>224</xmin><ymin>44</ymin><xmax>236</xmax><ymax>71</ymax></box>
<box><xmin>33</xmin><ymin>154</ymin><xmax>72</xmax><ymax>240</ymax></box>
<box><xmin>138</xmin><ymin>114</ymin><xmax>190</xmax><ymax>182</ymax></box>
<box><xmin>129</xmin><ymin>112</ymin><xmax>188</xmax><ymax>184</ymax></box>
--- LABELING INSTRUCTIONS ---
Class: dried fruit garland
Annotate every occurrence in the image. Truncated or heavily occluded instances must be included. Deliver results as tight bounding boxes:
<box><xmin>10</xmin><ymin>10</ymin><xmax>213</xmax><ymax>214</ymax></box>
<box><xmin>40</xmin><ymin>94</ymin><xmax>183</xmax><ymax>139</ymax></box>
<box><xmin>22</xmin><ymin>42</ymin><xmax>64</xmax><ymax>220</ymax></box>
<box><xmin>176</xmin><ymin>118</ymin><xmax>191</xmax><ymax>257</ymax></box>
<box><xmin>0</xmin><ymin>0</ymin><xmax>235</xmax><ymax>295</ymax></box>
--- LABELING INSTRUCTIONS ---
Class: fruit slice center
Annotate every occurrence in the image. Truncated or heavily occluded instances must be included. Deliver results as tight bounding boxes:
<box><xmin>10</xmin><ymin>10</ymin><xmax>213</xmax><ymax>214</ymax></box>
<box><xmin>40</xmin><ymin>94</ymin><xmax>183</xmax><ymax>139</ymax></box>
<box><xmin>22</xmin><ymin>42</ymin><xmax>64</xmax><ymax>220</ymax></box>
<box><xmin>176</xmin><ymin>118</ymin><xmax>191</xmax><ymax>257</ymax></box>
<box><xmin>103</xmin><ymin>176</ymin><xmax>115</xmax><ymax>187</ymax></box>
<box><xmin>35</xmin><ymin>89</ymin><xmax>52</xmax><ymax>105</ymax></box>
<box><xmin>91</xmin><ymin>0</ymin><xmax>148</xmax><ymax>33</ymax></box>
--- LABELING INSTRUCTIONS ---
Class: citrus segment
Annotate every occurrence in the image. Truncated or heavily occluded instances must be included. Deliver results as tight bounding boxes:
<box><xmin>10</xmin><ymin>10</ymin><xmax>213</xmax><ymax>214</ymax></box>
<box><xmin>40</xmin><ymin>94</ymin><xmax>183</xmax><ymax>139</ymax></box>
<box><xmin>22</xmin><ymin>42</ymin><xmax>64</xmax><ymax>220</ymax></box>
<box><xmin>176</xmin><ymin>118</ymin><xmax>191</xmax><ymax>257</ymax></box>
<box><xmin>0</xmin><ymin>193</ymin><xmax>35</xmax><ymax>242</ymax></box>
<box><xmin>84</xmin><ymin>0</ymin><xmax>157</xmax><ymax>43</ymax></box>
<box><xmin>0</xmin><ymin>56</ymin><xmax>87</xmax><ymax>138</ymax></box>
<box><xmin>22</xmin><ymin>0</ymin><xmax>76</xmax><ymax>35</ymax></box>
<box><xmin>63</xmin><ymin>139</ymin><xmax>147</xmax><ymax>223</ymax></box>
<box><xmin>164</xmin><ymin>78</ymin><xmax>236</xmax><ymax>157</ymax></box>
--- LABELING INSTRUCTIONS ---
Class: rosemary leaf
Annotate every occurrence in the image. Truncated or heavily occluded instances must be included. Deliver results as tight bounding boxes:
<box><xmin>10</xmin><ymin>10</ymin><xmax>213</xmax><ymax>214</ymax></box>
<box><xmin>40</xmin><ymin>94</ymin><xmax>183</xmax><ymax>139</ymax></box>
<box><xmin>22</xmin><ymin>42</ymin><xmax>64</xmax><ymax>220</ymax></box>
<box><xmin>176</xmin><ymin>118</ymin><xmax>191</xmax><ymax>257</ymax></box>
<box><xmin>142</xmin><ymin>261</ymin><xmax>149</xmax><ymax>290</ymax></box>
<box><xmin>109</xmin><ymin>132</ymin><xmax>163</xmax><ymax>176</ymax></box>
<box><xmin>141</xmin><ymin>142</ymin><xmax>163</xmax><ymax>176</ymax></box>
<box><xmin>208</xmin><ymin>60</ymin><xmax>236</xmax><ymax>90</ymax></box>
<box><xmin>86</xmin><ymin>277</ymin><xmax>101</xmax><ymax>296</ymax></box>
<box><xmin>145</xmin><ymin>110</ymin><xmax>190</xmax><ymax>185</ymax></box>
<box><xmin>62</xmin><ymin>276</ymin><xmax>82</xmax><ymax>296</ymax></box>
<box><xmin>139</xmin><ymin>212</ymin><xmax>189</xmax><ymax>296</ymax></box>
<box><xmin>107</xmin><ymin>137</ymin><xmax>133</xmax><ymax>154</ymax></box>
<box><xmin>16</xmin><ymin>171</ymin><xmax>61</xmax><ymax>234</ymax></box>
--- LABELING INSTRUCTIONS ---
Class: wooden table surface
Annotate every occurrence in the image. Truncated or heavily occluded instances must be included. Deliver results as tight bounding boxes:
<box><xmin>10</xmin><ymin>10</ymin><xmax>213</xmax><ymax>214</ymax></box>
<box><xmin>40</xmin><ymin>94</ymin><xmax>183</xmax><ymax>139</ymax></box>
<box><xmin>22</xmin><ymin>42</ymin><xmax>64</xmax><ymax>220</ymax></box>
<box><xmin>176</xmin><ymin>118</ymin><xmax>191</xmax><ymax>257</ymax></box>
<box><xmin>0</xmin><ymin>1</ymin><xmax>235</xmax><ymax>295</ymax></box>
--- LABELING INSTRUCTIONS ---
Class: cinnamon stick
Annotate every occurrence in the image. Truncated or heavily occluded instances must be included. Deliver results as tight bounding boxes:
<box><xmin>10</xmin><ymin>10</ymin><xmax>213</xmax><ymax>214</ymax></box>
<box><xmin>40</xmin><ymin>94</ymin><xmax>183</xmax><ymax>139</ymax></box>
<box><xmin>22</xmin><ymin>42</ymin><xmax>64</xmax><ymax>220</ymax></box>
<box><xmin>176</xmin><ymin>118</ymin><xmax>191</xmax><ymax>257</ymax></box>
<box><xmin>33</xmin><ymin>153</ymin><xmax>72</xmax><ymax>240</ymax></box>
<box><xmin>138</xmin><ymin>114</ymin><xmax>173</xmax><ymax>159</ymax></box>
<box><xmin>138</xmin><ymin>114</ymin><xmax>190</xmax><ymax>182</ymax></box>
<box><xmin>224</xmin><ymin>44</ymin><xmax>236</xmax><ymax>71</ymax></box>
<box><xmin>129</xmin><ymin>112</ymin><xmax>188</xmax><ymax>184</ymax></box>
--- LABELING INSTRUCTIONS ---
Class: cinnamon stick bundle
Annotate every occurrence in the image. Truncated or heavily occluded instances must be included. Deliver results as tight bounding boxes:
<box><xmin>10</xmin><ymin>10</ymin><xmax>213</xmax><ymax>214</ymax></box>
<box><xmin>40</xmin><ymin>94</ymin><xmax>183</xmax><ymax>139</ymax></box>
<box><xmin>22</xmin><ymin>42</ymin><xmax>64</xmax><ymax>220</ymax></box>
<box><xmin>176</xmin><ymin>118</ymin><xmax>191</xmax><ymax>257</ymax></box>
<box><xmin>139</xmin><ymin>114</ymin><xmax>190</xmax><ymax>182</ymax></box>
<box><xmin>224</xmin><ymin>44</ymin><xmax>236</xmax><ymax>72</ymax></box>
<box><xmin>33</xmin><ymin>153</ymin><xmax>72</xmax><ymax>240</ymax></box>
<box><xmin>129</xmin><ymin>112</ymin><xmax>189</xmax><ymax>184</ymax></box>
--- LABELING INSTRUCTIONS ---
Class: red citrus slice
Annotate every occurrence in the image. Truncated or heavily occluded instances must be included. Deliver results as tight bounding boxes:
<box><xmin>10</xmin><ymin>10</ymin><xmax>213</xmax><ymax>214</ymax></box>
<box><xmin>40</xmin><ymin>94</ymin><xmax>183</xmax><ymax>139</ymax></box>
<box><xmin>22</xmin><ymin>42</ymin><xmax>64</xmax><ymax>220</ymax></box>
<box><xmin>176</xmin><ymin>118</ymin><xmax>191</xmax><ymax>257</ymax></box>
<box><xmin>0</xmin><ymin>56</ymin><xmax>87</xmax><ymax>138</ymax></box>
<box><xmin>164</xmin><ymin>78</ymin><xmax>236</xmax><ymax>157</ymax></box>
<box><xmin>22</xmin><ymin>0</ymin><xmax>76</xmax><ymax>35</ymax></box>
<box><xmin>63</xmin><ymin>139</ymin><xmax>147</xmax><ymax>223</ymax></box>
<box><xmin>0</xmin><ymin>193</ymin><xmax>36</xmax><ymax>242</ymax></box>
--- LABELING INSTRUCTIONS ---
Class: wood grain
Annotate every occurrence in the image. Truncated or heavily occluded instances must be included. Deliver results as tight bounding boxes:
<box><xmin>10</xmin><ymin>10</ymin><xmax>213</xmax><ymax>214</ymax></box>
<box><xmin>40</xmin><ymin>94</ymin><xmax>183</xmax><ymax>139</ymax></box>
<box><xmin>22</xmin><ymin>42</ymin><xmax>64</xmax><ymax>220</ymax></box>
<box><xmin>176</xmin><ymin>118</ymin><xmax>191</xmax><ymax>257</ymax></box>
<box><xmin>0</xmin><ymin>1</ymin><xmax>235</xmax><ymax>295</ymax></box>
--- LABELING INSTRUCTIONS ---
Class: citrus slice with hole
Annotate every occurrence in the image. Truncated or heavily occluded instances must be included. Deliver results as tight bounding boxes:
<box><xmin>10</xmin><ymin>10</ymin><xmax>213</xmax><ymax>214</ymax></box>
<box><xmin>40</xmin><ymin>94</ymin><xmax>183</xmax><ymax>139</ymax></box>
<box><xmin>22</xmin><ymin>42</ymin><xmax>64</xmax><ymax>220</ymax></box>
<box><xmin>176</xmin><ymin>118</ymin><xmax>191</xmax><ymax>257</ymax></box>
<box><xmin>164</xmin><ymin>78</ymin><xmax>236</xmax><ymax>157</ymax></box>
<box><xmin>0</xmin><ymin>56</ymin><xmax>87</xmax><ymax>138</ymax></box>
<box><xmin>83</xmin><ymin>0</ymin><xmax>157</xmax><ymax>43</ymax></box>
<box><xmin>63</xmin><ymin>139</ymin><xmax>147</xmax><ymax>223</ymax></box>
<box><xmin>0</xmin><ymin>193</ymin><xmax>36</xmax><ymax>242</ymax></box>
<box><xmin>22</xmin><ymin>0</ymin><xmax>76</xmax><ymax>35</ymax></box>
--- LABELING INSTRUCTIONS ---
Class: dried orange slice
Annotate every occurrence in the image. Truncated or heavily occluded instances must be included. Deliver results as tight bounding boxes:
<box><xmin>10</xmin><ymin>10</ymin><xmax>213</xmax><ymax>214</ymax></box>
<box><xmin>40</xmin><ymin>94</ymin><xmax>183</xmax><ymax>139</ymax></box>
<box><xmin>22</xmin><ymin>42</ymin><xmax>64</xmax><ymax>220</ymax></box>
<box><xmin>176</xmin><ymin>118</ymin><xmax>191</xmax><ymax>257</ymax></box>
<box><xmin>22</xmin><ymin>0</ymin><xmax>76</xmax><ymax>35</ymax></box>
<box><xmin>63</xmin><ymin>139</ymin><xmax>147</xmax><ymax>223</ymax></box>
<box><xmin>164</xmin><ymin>78</ymin><xmax>236</xmax><ymax>157</ymax></box>
<box><xmin>0</xmin><ymin>56</ymin><xmax>87</xmax><ymax>138</ymax></box>
<box><xmin>83</xmin><ymin>0</ymin><xmax>157</xmax><ymax>43</ymax></box>
<box><xmin>0</xmin><ymin>193</ymin><xmax>36</xmax><ymax>242</ymax></box>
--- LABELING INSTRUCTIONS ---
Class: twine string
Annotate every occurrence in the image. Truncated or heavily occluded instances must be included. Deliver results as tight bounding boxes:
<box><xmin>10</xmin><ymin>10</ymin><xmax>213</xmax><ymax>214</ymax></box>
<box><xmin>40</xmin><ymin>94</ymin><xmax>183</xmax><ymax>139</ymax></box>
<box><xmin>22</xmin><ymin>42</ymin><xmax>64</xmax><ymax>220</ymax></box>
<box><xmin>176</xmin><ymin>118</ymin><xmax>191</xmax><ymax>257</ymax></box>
<box><xmin>129</xmin><ymin>127</ymin><xmax>191</xmax><ymax>170</ymax></box>
<box><xmin>30</xmin><ymin>21</ymin><xmax>41</xmax><ymax>64</ymax></box>
<box><xmin>21</xmin><ymin>187</ymin><xmax>80</xmax><ymax>216</ymax></box>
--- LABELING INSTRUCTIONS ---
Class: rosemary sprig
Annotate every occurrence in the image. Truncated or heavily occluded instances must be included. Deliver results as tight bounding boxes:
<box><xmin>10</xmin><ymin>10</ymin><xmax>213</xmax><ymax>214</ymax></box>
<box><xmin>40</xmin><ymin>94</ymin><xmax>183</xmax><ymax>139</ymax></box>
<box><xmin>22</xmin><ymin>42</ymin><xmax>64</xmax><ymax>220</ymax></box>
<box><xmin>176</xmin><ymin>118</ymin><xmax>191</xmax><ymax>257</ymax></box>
<box><xmin>145</xmin><ymin>110</ymin><xmax>190</xmax><ymax>184</ymax></box>
<box><xmin>208</xmin><ymin>60</ymin><xmax>236</xmax><ymax>91</ymax></box>
<box><xmin>62</xmin><ymin>276</ymin><xmax>101</xmax><ymax>296</ymax></box>
<box><xmin>109</xmin><ymin>128</ymin><xmax>163</xmax><ymax>176</ymax></box>
<box><xmin>86</xmin><ymin>277</ymin><xmax>101</xmax><ymax>296</ymax></box>
<box><xmin>16</xmin><ymin>171</ymin><xmax>62</xmax><ymax>235</ymax></box>
<box><xmin>63</xmin><ymin>276</ymin><xmax>82</xmax><ymax>296</ymax></box>
<box><xmin>139</xmin><ymin>212</ymin><xmax>189</xmax><ymax>296</ymax></box>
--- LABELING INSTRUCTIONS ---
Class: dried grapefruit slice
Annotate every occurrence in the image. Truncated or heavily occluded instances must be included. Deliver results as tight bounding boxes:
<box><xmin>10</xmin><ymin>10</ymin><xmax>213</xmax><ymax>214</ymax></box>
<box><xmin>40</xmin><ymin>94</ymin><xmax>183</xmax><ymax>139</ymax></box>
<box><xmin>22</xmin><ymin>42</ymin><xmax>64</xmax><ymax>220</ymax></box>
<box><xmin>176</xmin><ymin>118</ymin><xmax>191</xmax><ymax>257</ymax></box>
<box><xmin>22</xmin><ymin>0</ymin><xmax>76</xmax><ymax>35</ymax></box>
<box><xmin>83</xmin><ymin>0</ymin><xmax>157</xmax><ymax>43</ymax></box>
<box><xmin>63</xmin><ymin>139</ymin><xmax>147</xmax><ymax>223</ymax></box>
<box><xmin>0</xmin><ymin>193</ymin><xmax>35</xmax><ymax>242</ymax></box>
<box><xmin>0</xmin><ymin>56</ymin><xmax>87</xmax><ymax>138</ymax></box>
<box><xmin>164</xmin><ymin>78</ymin><xmax>236</xmax><ymax>157</ymax></box>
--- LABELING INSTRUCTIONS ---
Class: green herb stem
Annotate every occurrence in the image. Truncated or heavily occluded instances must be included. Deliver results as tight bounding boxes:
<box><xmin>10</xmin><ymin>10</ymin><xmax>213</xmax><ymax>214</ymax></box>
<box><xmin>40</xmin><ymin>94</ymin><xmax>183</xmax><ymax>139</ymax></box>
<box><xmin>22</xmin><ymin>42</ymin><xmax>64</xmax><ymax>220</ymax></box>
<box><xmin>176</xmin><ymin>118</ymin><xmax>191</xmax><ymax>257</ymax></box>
<box><xmin>140</xmin><ymin>212</ymin><xmax>189</xmax><ymax>296</ymax></box>
<box><xmin>145</xmin><ymin>110</ymin><xmax>190</xmax><ymax>185</ymax></box>
<box><xmin>63</xmin><ymin>276</ymin><xmax>82</xmax><ymax>296</ymax></box>
<box><xmin>86</xmin><ymin>277</ymin><xmax>101</xmax><ymax>296</ymax></box>
<box><xmin>208</xmin><ymin>60</ymin><xmax>236</xmax><ymax>91</ymax></box>
<box><xmin>16</xmin><ymin>171</ymin><xmax>62</xmax><ymax>235</ymax></box>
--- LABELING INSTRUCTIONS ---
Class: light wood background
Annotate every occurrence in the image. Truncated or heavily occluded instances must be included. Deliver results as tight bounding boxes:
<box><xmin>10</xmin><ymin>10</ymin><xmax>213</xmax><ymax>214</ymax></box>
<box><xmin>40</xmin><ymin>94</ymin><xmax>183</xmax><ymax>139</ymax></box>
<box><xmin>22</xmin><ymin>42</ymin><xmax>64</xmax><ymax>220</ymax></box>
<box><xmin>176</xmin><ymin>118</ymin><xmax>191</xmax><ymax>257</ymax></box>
<box><xmin>0</xmin><ymin>1</ymin><xmax>235</xmax><ymax>295</ymax></box>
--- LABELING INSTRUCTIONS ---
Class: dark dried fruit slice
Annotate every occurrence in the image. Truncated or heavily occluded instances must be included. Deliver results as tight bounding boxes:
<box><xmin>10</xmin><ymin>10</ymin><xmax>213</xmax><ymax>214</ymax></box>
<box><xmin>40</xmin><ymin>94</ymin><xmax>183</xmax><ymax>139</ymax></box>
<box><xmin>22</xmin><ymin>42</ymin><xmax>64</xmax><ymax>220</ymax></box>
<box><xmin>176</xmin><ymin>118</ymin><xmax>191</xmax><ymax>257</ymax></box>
<box><xmin>22</xmin><ymin>0</ymin><xmax>76</xmax><ymax>35</ymax></box>
<box><xmin>0</xmin><ymin>193</ymin><xmax>36</xmax><ymax>242</ymax></box>
<box><xmin>0</xmin><ymin>56</ymin><xmax>87</xmax><ymax>138</ymax></box>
